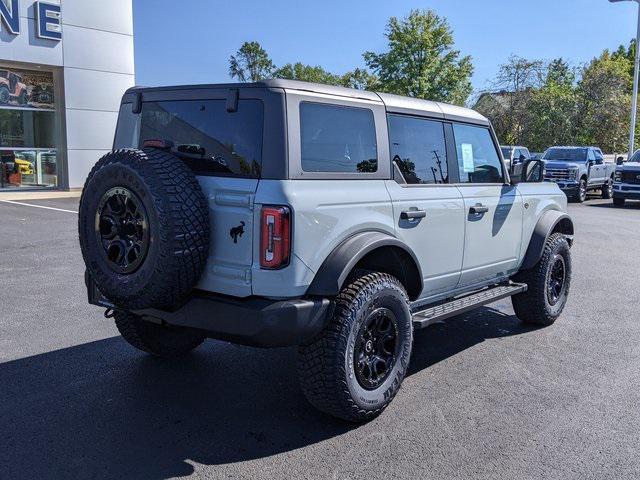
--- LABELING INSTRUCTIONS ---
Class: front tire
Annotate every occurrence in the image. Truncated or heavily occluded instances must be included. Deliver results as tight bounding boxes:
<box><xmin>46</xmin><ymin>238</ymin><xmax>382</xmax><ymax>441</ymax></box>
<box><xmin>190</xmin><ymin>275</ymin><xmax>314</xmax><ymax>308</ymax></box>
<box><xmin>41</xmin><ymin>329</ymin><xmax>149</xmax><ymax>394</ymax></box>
<box><xmin>601</xmin><ymin>177</ymin><xmax>613</xmax><ymax>199</ymax></box>
<box><xmin>298</xmin><ymin>272</ymin><xmax>413</xmax><ymax>423</ymax></box>
<box><xmin>512</xmin><ymin>233</ymin><xmax>571</xmax><ymax>326</ymax></box>
<box><xmin>573</xmin><ymin>178</ymin><xmax>587</xmax><ymax>203</ymax></box>
<box><xmin>114</xmin><ymin>311</ymin><xmax>206</xmax><ymax>358</ymax></box>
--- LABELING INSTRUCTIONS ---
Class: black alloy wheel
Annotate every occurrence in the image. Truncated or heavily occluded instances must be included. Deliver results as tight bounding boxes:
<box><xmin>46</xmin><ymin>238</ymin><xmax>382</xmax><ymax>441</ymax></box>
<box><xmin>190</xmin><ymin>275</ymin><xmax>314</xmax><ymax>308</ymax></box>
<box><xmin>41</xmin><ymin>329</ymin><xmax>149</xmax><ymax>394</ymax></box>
<box><xmin>354</xmin><ymin>307</ymin><xmax>399</xmax><ymax>390</ymax></box>
<box><xmin>546</xmin><ymin>254</ymin><xmax>567</xmax><ymax>306</ymax></box>
<box><xmin>95</xmin><ymin>187</ymin><xmax>150</xmax><ymax>274</ymax></box>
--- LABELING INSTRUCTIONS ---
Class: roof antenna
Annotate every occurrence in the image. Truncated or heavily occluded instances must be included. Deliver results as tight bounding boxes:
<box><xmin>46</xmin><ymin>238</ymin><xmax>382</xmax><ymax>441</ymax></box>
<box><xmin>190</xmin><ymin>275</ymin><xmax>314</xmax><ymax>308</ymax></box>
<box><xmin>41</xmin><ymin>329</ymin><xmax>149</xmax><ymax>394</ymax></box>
<box><xmin>226</xmin><ymin>88</ymin><xmax>239</xmax><ymax>113</ymax></box>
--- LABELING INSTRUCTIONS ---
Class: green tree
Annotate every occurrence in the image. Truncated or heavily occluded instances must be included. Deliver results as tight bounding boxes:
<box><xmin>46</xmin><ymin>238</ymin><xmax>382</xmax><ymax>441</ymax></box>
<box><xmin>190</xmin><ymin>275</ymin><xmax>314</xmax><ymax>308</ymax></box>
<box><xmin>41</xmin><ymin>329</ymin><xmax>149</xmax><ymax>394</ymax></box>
<box><xmin>229</xmin><ymin>41</ymin><xmax>275</xmax><ymax>82</ymax></box>
<box><xmin>475</xmin><ymin>55</ymin><xmax>544</xmax><ymax>146</ymax></box>
<box><xmin>340</xmin><ymin>68</ymin><xmax>378</xmax><ymax>90</ymax></box>
<box><xmin>363</xmin><ymin>9</ymin><xmax>473</xmax><ymax>105</ymax></box>
<box><xmin>523</xmin><ymin>58</ymin><xmax>578</xmax><ymax>151</ymax></box>
<box><xmin>576</xmin><ymin>51</ymin><xmax>633</xmax><ymax>153</ymax></box>
<box><xmin>546</xmin><ymin>57</ymin><xmax>575</xmax><ymax>87</ymax></box>
<box><xmin>272</xmin><ymin>63</ymin><xmax>342</xmax><ymax>85</ymax></box>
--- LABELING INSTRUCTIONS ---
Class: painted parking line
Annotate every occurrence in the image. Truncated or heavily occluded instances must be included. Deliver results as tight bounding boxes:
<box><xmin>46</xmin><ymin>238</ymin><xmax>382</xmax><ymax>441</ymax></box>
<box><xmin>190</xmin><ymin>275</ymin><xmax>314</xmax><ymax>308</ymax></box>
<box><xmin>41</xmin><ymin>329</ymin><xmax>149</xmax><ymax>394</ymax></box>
<box><xmin>0</xmin><ymin>199</ymin><xmax>79</xmax><ymax>214</ymax></box>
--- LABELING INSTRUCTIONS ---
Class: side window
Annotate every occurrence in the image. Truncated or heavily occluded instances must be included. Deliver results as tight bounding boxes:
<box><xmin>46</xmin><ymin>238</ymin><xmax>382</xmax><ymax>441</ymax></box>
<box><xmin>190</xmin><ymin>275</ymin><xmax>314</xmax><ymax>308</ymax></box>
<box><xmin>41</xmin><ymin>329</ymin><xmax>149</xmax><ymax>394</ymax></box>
<box><xmin>594</xmin><ymin>149</ymin><xmax>604</xmax><ymax>163</ymax></box>
<box><xmin>300</xmin><ymin>102</ymin><xmax>378</xmax><ymax>173</ymax></box>
<box><xmin>522</xmin><ymin>148</ymin><xmax>530</xmax><ymax>159</ymax></box>
<box><xmin>587</xmin><ymin>149</ymin><xmax>596</xmax><ymax>161</ymax></box>
<box><xmin>388</xmin><ymin>115</ymin><xmax>448</xmax><ymax>184</ymax></box>
<box><xmin>452</xmin><ymin>124</ymin><xmax>504</xmax><ymax>184</ymax></box>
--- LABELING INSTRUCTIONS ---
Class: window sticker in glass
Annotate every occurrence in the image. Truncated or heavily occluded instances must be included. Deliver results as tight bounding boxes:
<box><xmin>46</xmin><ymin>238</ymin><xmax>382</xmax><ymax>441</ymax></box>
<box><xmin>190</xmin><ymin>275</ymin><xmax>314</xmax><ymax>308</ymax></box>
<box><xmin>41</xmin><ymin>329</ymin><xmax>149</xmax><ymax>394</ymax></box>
<box><xmin>453</xmin><ymin>124</ymin><xmax>504</xmax><ymax>184</ymax></box>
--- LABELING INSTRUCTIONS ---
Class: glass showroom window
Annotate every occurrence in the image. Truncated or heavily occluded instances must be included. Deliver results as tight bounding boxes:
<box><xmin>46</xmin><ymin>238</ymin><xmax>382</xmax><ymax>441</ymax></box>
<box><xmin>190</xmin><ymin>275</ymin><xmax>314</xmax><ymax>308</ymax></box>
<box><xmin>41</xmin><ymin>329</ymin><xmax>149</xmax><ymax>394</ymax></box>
<box><xmin>0</xmin><ymin>67</ymin><xmax>58</xmax><ymax>189</ymax></box>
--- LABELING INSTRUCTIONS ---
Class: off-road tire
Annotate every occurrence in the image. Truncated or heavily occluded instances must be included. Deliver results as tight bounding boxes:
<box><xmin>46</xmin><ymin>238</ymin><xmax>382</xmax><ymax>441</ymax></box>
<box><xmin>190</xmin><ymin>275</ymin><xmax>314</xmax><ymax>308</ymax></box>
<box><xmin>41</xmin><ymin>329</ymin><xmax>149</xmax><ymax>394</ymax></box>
<box><xmin>613</xmin><ymin>197</ymin><xmax>626</xmax><ymax>208</ymax></box>
<box><xmin>78</xmin><ymin>148</ymin><xmax>209</xmax><ymax>310</ymax></box>
<box><xmin>114</xmin><ymin>311</ymin><xmax>206</xmax><ymax>358</ymax></box>
<box><xmin>512</xmin><ymin>233</ymin><xmax>571</xmax><ymax>326</ymax></box>
<box><xmin>601</xmin><ymin>177</ymin><xmax>613</xmax><ymax>199</ymax></box>
<box><xmin>298</xmin><ymin>272</ymin><xmax>413</xmax><ymax>423</ymax></box>
<box><xmin>572</xmin><ymin>178</ymin><xmax>587</xmax><ymax>203</ymax></box>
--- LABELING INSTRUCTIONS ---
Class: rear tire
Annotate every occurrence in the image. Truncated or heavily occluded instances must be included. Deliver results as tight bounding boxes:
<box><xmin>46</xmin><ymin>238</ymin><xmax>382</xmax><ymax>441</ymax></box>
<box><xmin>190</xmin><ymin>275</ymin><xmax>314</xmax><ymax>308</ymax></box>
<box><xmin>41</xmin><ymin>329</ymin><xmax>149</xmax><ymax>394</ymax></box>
<box><xmin>613</xmin><ymin>197</ymin><xmax>626</xmax><ymax>208</ymax></box>
<box><xmin>298</xmin><ymin>272</ymin><xmax>413</xmax><ymax>423</ymax></box>
<box><xmin>114</xmin><ymin>311</ymin><xmax>206</xmax><ymax>358</ymax></box>
<box><xmin>512</xmin><ymin>233</ymin><xmax>571</xmax><ymax>326</ymax></box>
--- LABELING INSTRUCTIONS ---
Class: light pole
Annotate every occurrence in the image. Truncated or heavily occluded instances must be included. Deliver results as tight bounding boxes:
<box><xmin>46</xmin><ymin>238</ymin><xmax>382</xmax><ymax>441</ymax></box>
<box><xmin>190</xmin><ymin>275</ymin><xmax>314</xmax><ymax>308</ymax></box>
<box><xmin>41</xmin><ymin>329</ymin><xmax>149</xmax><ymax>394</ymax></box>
<box><xmin>610</xmin><ymin>0</ymin><xmax>640</xmax><ymax>160</ymax></box>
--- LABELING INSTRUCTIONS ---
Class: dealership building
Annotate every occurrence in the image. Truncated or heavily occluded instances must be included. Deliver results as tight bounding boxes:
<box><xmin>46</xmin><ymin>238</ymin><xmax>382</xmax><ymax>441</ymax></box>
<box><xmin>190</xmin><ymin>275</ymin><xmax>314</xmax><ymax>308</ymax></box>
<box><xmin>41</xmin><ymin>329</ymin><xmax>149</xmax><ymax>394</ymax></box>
<box><xmin>0</xmin><ymin>0</ymin><xmax>134</xmax><ymax>191</ymax></box>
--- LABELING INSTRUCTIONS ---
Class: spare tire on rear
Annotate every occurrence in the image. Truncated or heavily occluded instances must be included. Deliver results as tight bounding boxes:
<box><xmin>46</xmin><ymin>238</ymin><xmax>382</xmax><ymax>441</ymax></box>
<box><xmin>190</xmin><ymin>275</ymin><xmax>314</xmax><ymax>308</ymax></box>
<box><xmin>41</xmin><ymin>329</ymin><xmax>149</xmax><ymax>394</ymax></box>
<box><xmin>78</xmin><ymin>148</ymin><xmax>210</xmax><ymax>310</ymax></box>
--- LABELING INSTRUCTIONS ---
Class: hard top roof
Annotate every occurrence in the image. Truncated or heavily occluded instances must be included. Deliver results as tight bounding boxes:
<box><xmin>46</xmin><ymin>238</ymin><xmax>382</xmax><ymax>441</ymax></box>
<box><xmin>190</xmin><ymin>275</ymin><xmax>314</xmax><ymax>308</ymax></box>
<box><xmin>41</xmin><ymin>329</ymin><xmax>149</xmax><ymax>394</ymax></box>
<box><xmin>126</xmin><ymin>79</ymin><xmax>489</xmax><ymax>125</ymax></box>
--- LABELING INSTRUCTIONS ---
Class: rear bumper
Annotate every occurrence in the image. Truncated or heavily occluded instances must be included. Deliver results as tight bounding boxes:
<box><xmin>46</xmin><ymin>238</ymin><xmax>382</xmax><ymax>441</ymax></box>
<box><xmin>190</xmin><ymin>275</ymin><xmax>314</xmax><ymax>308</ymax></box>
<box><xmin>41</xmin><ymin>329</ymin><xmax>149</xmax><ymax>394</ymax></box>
<box><xmin>87</xmin><ymin>273</ymin><xmax>331</xmax><ymax>348</ymax></box>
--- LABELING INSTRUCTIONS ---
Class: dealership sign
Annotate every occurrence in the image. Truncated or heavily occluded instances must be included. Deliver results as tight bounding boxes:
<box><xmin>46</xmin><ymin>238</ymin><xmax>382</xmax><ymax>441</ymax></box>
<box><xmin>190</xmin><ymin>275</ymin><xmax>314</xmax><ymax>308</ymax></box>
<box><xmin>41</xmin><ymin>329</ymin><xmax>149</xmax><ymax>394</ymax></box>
<box><xmin>0</xmin><ymin>0</ymin><xmax>61</xmax><ymax>41</ymax></box>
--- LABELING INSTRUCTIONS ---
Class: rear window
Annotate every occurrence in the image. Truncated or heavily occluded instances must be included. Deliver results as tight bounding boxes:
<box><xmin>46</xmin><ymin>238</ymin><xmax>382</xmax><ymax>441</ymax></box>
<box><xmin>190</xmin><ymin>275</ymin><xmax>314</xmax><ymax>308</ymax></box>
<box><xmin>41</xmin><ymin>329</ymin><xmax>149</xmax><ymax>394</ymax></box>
<box><xmin>114</xmin><ymin>99</ymin><xmax>264</xmax><ymax>178</ymax></box>
<box><xmin>300</xmin><ymin>102</ymin><xmax>377</xmax><ymax>173</ymax></box>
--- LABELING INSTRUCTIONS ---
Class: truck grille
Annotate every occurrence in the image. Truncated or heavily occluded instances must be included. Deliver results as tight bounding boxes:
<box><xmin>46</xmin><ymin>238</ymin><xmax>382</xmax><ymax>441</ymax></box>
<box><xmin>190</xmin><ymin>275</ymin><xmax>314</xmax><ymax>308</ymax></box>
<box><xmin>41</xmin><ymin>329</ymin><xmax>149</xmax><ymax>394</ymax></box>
<box><xmin>621</xmin><ymin>171</ymin><xmax>640</xmax><ymax>185</ymax></box>
<box><xmin>544</xmin><ymin>168</ymin><xmax>573</xmax><ymax>181</ymax></box>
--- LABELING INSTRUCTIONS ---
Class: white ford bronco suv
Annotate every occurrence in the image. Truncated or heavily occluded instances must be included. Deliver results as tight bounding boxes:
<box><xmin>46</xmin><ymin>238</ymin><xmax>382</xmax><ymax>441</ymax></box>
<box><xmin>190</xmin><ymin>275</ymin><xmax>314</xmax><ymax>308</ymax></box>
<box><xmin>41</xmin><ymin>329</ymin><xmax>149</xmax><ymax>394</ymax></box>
<box><xmin>79</xmin><ymin>80</ymin><xmax>574</xmax><ymax>422</ymax></box>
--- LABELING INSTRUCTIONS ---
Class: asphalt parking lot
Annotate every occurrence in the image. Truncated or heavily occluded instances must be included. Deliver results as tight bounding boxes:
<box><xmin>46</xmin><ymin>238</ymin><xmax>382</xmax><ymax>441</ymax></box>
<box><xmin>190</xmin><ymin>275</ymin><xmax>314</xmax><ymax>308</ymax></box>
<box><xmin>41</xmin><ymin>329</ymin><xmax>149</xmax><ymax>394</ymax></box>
<box><xmin>1</xmin><ymin>195</ymin><xmax>640</xmax><ymax>480</ymax></box>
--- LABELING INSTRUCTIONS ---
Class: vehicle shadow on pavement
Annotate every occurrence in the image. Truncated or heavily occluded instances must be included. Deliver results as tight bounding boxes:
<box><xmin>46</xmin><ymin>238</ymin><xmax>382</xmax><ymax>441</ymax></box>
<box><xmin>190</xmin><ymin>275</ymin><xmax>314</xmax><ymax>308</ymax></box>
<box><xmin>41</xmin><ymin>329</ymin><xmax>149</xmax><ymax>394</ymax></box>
<box><xmin>0</xmin><ymin>307</ymin><xmax>535</xmax><ymax>480</ymax></box>
<box><xmin>409</xmin><ymin>306</ymin><xmax>534</xmax><ymax>375</ymax></box>
<box><xmin>586</xmin><ymin>202</ymin><xmax>640</xmax><ymax>210</ymax></box>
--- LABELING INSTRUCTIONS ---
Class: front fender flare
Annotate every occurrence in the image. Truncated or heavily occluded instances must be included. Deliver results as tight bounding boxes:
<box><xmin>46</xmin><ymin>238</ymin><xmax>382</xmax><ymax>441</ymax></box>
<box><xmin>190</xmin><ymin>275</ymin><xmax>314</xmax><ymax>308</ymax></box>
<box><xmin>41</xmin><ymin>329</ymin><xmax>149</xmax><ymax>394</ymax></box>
<box><xmin>521</xmin><ymin>210</ymin><xmax>574</xmax><ymax>270</ymax></box>
<box><xmin>306</xmin><ymin>231</ymin><xmax>423</xmax><ymax>298</ymax></box>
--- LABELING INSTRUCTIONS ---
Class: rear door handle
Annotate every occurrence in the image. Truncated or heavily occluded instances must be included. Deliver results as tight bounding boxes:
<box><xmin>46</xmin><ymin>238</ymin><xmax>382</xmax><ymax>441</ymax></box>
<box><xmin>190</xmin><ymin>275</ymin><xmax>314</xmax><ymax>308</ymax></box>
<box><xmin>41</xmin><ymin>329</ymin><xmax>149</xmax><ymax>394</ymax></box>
<box><xmin>401</xmin><ymin>209</ymin><xmax>427</xmax><ymax>220</ymax></box>
<box><xmin>469</xmin><ymin>204</ymin><xmax>489</xmax><ymax>215</ymax></box>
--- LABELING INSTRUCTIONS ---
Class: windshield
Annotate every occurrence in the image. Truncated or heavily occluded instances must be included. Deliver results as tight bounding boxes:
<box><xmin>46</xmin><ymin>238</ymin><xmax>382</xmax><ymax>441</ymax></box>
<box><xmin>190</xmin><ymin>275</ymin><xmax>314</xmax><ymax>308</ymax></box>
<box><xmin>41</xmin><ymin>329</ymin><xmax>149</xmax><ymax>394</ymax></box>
<box><xmin>630</xmin><ymin>150</ymin><xmax>640</xmax><ymax>162</ymax></box>
<box><xmin>543</xmin><ymin>148</ymin><xmax>587</xmax><ymax>162</ymax></box>
<box><xmin>501</xmin><ymin>147</ymin><xmax>512</xmax><ymax>158</ymax></box>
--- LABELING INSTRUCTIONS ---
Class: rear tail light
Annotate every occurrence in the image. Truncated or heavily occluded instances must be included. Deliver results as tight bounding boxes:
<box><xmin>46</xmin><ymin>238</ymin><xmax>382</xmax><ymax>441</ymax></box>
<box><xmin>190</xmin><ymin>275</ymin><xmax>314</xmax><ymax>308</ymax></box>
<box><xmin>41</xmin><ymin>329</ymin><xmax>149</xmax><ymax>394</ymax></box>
<box><xmin>260</xmin><ymin>206</ymin><xmax>291</xmax><ymax>269</ymax></box>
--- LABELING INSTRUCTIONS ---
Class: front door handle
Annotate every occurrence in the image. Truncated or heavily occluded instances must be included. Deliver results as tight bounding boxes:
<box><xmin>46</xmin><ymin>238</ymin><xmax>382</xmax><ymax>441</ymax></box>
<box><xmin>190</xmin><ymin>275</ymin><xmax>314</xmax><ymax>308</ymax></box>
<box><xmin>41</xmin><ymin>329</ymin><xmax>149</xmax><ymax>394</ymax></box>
<box><xmin>401</xmin><ymin>209</ymin><xmax>427</xmax><ymax>220</ymax></box>
<box><xmin>469</xmin><ymin>204</ymin><xmax>489</xmax><ymax>215</ymax></box>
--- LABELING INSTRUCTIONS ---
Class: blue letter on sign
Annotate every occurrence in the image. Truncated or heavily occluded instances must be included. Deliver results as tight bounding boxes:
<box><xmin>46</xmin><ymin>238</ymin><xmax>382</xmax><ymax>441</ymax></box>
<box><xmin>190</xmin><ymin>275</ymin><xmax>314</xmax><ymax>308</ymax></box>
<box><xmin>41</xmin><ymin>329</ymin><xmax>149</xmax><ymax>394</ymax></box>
<box><xmin>0</xmin><ymin>0</ymin><xmax>20</xmax><ymax>35</ymax></box>
<box><xmin>36</xmin><ymin>1</ymin><xmax>62</xmax><ymax>41</ymax></box>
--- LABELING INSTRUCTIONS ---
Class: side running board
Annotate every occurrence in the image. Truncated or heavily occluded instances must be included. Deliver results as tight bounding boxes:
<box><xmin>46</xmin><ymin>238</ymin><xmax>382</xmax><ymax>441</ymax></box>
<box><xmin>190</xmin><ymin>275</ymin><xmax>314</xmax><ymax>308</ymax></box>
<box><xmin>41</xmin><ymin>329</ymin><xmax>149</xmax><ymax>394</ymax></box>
<box><xmin>412</xmin><ymin>282</ymin><xmax>527</xmax><ymax>329</ymax></box>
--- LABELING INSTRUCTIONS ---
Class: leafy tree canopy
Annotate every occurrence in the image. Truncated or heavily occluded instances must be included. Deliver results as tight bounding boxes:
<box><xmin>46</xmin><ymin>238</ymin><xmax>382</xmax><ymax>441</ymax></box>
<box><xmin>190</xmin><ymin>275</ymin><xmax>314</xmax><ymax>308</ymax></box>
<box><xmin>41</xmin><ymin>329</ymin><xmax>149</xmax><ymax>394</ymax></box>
<box><xmin>363</xmin><ymin>9</ymin><xmax>474</xmax><ymax>105</ymax></box>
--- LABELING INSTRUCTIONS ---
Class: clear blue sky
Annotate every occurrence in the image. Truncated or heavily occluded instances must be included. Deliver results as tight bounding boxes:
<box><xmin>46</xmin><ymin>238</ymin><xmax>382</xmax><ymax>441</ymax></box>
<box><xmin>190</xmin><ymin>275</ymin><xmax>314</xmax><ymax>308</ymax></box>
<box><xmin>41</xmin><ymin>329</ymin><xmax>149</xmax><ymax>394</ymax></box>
<box><xmin>133</xmin><ymin>0</ymin><xmax>640</xmax><ymax>96</ymax></box>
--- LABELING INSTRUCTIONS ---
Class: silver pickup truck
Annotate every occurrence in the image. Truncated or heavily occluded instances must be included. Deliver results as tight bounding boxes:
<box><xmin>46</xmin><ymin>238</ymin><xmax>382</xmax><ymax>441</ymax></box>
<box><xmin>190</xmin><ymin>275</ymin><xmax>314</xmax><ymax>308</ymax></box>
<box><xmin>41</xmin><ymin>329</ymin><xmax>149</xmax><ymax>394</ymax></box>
<box><xmin>78</xmin><ymin>80</ymin><xmax>574</xmax><ymax>422</ymax></box>
<box><xmin>542</xmin><ymin>146</ymin><xmax>616</xmax><ymax>202</ymax></box>
<box><xmin>613</xmin><ymin>150</ymin><xmax>640</xmax><ymax>206</ymax></box>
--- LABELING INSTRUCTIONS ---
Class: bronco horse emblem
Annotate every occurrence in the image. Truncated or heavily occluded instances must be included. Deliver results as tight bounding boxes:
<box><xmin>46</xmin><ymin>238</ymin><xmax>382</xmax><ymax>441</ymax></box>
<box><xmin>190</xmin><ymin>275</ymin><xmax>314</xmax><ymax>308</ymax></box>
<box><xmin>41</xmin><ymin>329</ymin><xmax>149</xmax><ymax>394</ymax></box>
<box><xmin>230</xmin><ymin>221</ymin><xmax>245</xmax><ymax>243</ymax></box>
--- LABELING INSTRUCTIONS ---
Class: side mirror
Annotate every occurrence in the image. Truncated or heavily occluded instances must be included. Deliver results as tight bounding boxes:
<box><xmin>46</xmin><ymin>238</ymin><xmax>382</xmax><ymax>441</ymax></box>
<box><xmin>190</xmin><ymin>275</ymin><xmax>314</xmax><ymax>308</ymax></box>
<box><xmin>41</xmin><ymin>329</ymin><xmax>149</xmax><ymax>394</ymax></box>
<box><xmin>617</xmin><ymin>156</ymin><xmax>625</xmax><ymax>166</ymax></box>
<box><xmin>519</xmin><ymin>154</ymin><xmax>526</xmax><ymax>162</ymax></box>
<box><xmin>512</xmin><ymin>159</ymin><xmax>545</xmax><ymax>184</ymax></box>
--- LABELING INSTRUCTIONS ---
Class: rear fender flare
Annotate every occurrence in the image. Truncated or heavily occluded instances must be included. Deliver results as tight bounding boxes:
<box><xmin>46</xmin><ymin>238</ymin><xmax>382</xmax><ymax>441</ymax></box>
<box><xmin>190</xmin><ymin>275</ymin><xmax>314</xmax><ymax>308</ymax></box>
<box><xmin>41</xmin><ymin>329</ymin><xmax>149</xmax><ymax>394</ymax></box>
<box><xmin>306</xmin><ymin>231</ymin><xmax>423</xmax><ymax>298</ymax></box>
